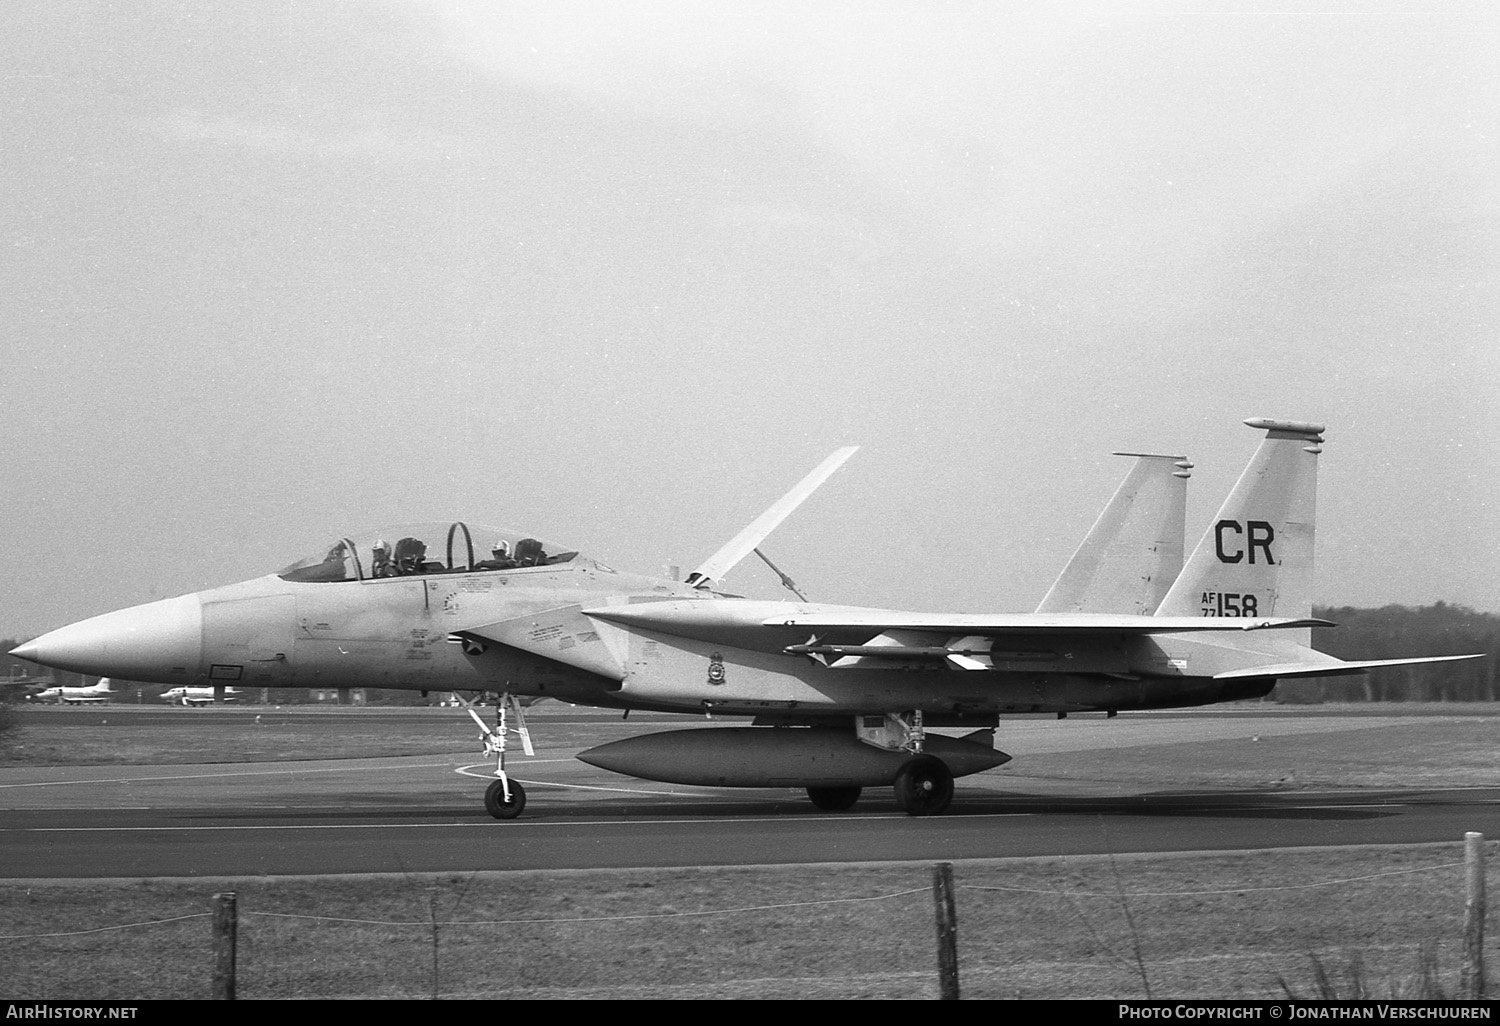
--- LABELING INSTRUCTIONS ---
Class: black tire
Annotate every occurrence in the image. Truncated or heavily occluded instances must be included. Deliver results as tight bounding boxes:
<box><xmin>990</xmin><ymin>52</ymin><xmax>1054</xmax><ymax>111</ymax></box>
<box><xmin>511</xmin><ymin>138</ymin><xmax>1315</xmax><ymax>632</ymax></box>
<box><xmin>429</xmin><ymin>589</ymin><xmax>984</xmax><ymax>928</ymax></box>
<box><xmin>893</xmin><ymin>756</ymin><xmax>953</xmax><ymax>816</ymax></box>
<box><xmin>484</xmin><ymin>778</ymin><xmax>526</xmax><ymax>819</ymax></box>
<box><xmin>807</xmin><ymin>786</ymin><xmax>862</xmax><ymax>811</ymax></box>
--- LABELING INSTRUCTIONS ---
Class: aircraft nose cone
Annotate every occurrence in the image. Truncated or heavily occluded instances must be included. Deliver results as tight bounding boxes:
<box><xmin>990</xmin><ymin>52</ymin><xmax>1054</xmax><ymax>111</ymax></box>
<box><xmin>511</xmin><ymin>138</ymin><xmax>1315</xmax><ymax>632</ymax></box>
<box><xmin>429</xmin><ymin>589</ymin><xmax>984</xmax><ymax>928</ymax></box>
<box><xmin>14</xmin><ymin>595</ymin><xmax>204</xmax><ymax>683</ymax></box>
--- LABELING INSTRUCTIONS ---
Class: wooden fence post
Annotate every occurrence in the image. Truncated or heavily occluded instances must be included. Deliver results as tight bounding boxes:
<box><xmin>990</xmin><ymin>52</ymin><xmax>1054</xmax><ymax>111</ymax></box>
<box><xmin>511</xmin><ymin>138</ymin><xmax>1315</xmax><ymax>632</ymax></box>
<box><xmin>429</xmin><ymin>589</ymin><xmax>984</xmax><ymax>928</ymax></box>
<box><xmin>1463</xmin><ymin>833</ymin><xmax>1486</xmax><ymax>1000</ymax></box>
<box><xmin>933</xmin><ymin>862</ymin><xmax>959</xmax><ymax>1000</ymax></box>
<box><xmin>212</xmin><ymin>891</ymin><xmax>237</xmax><ymax>1000</ymax></box>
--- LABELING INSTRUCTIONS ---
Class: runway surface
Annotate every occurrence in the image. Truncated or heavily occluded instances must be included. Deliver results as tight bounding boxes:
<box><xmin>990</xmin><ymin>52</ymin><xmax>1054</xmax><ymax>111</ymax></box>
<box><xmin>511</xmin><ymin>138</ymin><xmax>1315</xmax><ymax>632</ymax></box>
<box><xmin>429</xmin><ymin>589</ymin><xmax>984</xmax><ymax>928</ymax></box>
<box><xmin>3</xmin><ymin>710</ymin><xmax>1498</xmax><ymax>878</ymax></box>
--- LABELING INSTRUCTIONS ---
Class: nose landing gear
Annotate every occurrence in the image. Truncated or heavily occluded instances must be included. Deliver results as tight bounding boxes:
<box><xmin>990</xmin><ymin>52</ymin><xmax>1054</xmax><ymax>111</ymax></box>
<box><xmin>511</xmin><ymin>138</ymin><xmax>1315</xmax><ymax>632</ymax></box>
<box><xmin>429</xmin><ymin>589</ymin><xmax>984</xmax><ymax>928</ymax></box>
<box><xmin>464</xmin><ymin>692</ymin><xmax>533</xmax><ymax>820</ymax></box>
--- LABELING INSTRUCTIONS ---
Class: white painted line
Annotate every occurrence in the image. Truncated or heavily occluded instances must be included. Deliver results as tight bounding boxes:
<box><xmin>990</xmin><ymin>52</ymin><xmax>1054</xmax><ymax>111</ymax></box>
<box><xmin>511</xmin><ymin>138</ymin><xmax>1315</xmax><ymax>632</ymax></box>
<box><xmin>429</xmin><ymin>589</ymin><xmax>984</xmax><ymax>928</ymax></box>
<box><xmin>0</xmin><ymin>810</ymin><xmax>1038</xmax><ymax>833</ymax></box>
<box><xmin>454</xmin><ymin>765</ymin><xmax>706</xmax><ymax>797</ymax></box>
<box><xmin>0</xmin><ymin>757</ymin><xmax>569</xmax><ymax>789</ymax></box>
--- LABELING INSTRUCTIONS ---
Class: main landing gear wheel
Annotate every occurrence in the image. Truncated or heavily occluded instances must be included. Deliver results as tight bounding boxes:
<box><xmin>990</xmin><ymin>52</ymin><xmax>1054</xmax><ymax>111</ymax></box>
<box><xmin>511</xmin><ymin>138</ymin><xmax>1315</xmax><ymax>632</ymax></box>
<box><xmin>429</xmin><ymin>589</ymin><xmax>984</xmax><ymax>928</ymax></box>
<box><xmin>485</xmin><ymin>778</ymin><xmax>526</xmax><ymax>820</ymax></box>
<box><xmin>893</xmin><ymin>756</ymin><xmax>954</xmax><ymax>816</ymax></box>
<box><xmin>807</xmin><ymin>786</ymin><xmax>862</xmax><ymax>811</ymax></box>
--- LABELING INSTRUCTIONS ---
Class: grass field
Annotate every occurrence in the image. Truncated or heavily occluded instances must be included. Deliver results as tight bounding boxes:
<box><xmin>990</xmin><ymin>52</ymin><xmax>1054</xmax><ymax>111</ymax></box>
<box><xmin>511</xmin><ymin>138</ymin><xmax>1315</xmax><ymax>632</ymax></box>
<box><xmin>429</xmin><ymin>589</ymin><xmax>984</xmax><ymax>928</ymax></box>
<box><xmin>0</xmin><ymin>704</ymin><xmax>702</xmax><ymax>767</ymax></box>
<box><xmin>0</xmin><ymin>703</ymin><xmax>1495</xmax><ymax>1000</ymax></box>
<box><xmin>0</xmin><ymin>847</ymin><xmax>1484</xmax><ymax>1000</ymax></box>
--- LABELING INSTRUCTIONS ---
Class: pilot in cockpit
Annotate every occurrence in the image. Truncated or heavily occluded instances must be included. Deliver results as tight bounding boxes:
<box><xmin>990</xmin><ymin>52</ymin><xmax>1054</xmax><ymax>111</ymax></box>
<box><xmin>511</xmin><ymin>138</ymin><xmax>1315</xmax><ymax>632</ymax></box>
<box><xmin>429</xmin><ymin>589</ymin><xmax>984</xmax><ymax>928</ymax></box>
<box><xmin>513</xmin><ymin>537</ymin><xmax>545</xmax><ymax>566</ymax></box>
<box><xmin>393</xmin><ymin>537</ymin><xmax>427</xmax><ymax>575</ymax></box>
<box><xmin>477</xmin><ymin>541</ymin><xmax>517</xmax><ymax>570</ymax></box>
<box><xmin>371</xmin><ymin>539</ymin><xmax>393</xmax><ymax>578</ymax></box>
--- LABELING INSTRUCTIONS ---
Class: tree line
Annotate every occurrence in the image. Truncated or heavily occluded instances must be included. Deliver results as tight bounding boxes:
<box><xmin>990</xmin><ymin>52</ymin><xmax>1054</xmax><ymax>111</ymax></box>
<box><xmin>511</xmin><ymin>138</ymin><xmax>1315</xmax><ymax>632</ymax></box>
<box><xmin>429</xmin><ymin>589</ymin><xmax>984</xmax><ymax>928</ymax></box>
<box><xmin>1297</xmin><ymin>602</ymin><xmax>1500</xmax><ymax>702</ymax></box>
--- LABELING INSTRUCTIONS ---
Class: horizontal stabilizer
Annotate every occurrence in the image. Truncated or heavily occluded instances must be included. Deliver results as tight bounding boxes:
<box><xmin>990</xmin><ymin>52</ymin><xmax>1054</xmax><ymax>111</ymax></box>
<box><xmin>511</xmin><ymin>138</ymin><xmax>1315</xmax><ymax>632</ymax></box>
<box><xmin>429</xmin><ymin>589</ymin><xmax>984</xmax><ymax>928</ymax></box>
<box><xmin>1213</xmin><ymin>653</ymin><xmax>1484</xmax><ymax>681</ymax></box>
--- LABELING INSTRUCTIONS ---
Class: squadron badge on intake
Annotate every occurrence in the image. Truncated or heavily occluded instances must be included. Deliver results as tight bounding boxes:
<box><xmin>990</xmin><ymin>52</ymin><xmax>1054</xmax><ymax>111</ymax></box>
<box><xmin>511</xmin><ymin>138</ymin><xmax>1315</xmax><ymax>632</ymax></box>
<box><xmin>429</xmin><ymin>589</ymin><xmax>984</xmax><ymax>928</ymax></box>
<box><xmin>706</xmin><ymin>652</ymin><xmax>727</xmax><ymax>686</ymax></box>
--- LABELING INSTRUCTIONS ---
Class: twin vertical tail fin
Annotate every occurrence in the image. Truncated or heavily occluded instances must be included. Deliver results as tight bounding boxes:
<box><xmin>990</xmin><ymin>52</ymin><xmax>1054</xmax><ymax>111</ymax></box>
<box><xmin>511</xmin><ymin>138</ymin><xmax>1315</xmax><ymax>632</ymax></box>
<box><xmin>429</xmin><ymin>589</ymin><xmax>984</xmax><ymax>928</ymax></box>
<box><xmin>1156</xmin><ymin>419</ymin><xmax>1324</xmax><ymax>641</ymax></box>
<box><xmin>1035</xmin><ymin>453</ymin><xmax>1191</xmax><ymax>615</ymax></box>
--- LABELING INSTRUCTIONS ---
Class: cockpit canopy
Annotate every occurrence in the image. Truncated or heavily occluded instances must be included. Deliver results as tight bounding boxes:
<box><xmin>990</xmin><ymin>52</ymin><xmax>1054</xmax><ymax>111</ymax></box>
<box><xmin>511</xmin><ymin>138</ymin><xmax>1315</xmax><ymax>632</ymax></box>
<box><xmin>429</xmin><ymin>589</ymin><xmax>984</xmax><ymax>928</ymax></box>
<box><xmin>278</xmin><ymin>522</ymin><xmax>581</xmax><ymax>583</ymax></box>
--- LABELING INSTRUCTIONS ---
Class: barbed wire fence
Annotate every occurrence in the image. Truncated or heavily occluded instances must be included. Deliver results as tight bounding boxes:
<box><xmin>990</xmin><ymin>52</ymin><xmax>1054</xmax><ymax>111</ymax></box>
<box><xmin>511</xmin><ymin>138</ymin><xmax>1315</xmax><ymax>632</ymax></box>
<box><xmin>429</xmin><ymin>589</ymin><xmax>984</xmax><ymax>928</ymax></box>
<box><xmin>0</xmin><ymin>839</ymin><xmax>1487</xmax><ymax>1000</ymax></box>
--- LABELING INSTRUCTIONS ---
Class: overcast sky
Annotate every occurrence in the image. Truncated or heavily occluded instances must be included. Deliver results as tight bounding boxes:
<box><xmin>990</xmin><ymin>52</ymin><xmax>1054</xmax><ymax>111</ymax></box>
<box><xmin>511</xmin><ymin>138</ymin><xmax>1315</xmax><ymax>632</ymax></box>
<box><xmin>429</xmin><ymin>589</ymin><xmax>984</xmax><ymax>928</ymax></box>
<box><xmin>4</xmin><ymin>1</ymin><xmax>1496</xmax><ymax>639</ymax></box>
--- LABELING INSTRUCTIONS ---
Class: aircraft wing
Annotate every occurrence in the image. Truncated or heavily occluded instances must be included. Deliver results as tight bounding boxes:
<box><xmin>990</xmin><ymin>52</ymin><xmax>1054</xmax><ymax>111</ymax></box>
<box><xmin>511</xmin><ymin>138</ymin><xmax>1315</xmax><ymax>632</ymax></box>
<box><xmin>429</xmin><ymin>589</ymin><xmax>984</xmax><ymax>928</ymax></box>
<box><xmin>685</xmin><ymin>447</ymin><xmax>858</xmax><ymax>589</ymax></box>
<box><xmin>763</xmin><ymin>611</ymin><xmax>1331</xmax><ymax>634</ymax></box>
<box><xmin>582</xmin><ymin>599</ymin><xmax>1333</xmax><ymax>672</ymax></box>
<box><xmin>585</xmin><ymin>600</ymin><xmax>1331</xmax><ymax>637</ymax></box>
<box><xmin>582</xmin><ymin>600</ymin><xmax>1480</xmax><ymax>677</ymax></box>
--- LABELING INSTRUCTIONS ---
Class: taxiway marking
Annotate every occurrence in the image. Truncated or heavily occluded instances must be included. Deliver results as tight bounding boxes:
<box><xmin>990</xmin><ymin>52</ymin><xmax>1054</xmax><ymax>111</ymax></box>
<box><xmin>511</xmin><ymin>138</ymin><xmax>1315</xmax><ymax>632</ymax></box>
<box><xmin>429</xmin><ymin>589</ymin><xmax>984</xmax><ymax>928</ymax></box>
<box><xmin>454</xmin><ymin>763</ymin><xmax>714</xmax><ymax>797</ymax></box>
<box><xmin>0</xmin><ymin>809</ymin><xmax>1044</xmax><ymax>832</ymax></box>
<box><xmin>0</xmin><ymin>757</ymin><xmax>574</xmax><ymax>789</ymax></box>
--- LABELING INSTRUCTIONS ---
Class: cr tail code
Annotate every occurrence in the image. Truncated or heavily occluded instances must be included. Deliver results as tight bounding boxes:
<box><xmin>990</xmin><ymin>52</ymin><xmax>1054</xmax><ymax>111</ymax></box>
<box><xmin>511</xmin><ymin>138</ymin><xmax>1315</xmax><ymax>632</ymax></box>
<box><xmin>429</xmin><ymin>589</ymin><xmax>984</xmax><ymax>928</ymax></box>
<box><xmin>1215</xmin><ymin>519</ymin><xmax>1274</xmax><ymax>564</ymax></box>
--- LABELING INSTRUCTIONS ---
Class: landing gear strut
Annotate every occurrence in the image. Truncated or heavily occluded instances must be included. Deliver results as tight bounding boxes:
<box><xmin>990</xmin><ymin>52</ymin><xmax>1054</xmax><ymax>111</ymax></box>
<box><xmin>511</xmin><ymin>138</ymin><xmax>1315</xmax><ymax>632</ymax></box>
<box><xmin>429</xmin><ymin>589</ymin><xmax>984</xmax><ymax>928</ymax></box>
<box><xmin>854</xmin><ymin>710</ymin><xmax>957</xmax><ymax>816</ymax></box>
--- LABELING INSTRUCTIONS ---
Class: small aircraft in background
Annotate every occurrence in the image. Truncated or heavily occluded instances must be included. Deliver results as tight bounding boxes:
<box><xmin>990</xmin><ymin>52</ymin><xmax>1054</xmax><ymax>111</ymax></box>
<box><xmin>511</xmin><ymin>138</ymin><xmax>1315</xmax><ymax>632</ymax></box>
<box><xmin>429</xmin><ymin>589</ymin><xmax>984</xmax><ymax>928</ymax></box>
<box><xmin>31</xmin><ymin>678</ymin><xmax>116</xmax><ymax>705</ymax></box>
<box><xmin>11</xmin><ymin>419</ymin><xmax>1478</xmax><ymax>818</ymax></box>
<box><xmin>160</xmin><ymin>685</ymin><xmax>243</xmax><ymax>706</ymax></box>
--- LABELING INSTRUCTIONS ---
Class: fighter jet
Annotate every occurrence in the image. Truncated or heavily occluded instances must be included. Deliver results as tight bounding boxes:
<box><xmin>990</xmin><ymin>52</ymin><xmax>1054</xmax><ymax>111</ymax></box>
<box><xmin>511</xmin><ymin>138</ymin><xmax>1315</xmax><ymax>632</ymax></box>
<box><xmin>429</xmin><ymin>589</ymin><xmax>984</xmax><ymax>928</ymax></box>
<box><xmin>10</xmin><ymin>420</ymin><xmax>1477</xmax><ymax>818</ymax></box>
<box><xmin>31</xmin><ymin>678</ymin><xmax>116</xmax><ymax>705</ymax></box>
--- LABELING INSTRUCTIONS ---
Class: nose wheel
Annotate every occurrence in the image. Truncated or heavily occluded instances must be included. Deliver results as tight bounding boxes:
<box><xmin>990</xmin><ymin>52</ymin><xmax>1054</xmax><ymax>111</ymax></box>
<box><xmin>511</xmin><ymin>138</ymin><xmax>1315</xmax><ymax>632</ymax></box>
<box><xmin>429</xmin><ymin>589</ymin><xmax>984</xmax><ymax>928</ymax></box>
<box><xmin>462</xmin><ymin>692</ymin><xmax>534</xmax><ymax>820</ymax></box>
<box><xmin>484</xmin><ymin>777</ymin><xmax>526</xmax><ymax>819</ymax></box>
